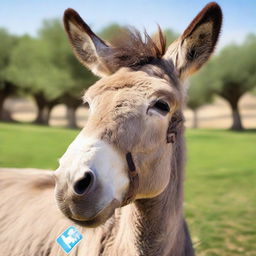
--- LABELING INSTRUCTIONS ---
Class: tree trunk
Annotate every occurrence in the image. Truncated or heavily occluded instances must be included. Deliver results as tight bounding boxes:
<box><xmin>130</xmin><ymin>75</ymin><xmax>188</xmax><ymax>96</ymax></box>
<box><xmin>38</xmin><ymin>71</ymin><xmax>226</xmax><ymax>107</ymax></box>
<box><xmin>0</xmin><ymin>92</ymin><xmax>5</xmax><ymax>120</ymax></box>
<box><xmin>35</xmin><ymin>106</ymin><xmax>47</xmax><ymax>124</ymax></box>
<box><xmin>33</xmin><ymin>93</ymin><xmax>48</xmax><ymax>125</ymax></box>
<box><xmin>45</xmin><ymin>103</ymin><xmax>58</xmax><ymax>125</ymax></box>
<box><xmin>66</xmin><ymin>106</ymin><xmax>78</xmax><ymax>129</ymax></box>
<box><xmin>43</xmin><ymin>107</ymin><xmax>50</xmax><ymax>126</ymax></box>
<box><xmin>0</xmin><ymin>81</ymin><xmax>17</xmax><ymax>121</ymax></box>
<box><xmin>62</xmin><ymin>94</ymin><xmax>81</xmax><ymax>129</ymax></box>
<box><xmin>192</xmin><ymin>109</ymin><xmax>199</xmax><ymax>129</ymax></box>
<box><xmin>231</xmin><ymin>105</ymin><xmax>243</xmax><ymax>131</ymax></box>
<box><xmin>218</xmin><ymin>84</ymin><xmax>245</xmax><ymax>131</ymax></box>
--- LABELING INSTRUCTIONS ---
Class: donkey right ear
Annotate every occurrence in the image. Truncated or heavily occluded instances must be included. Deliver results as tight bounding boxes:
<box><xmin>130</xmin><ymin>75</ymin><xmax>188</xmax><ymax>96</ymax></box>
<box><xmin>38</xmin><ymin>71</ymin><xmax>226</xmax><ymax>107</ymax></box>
<box><xmin>63</xmin><ymin>8</ymin><xmax>116</xmax><ymax>77</ymax></box>
<box><xmin>163</xmin><ymin>2</ymin><xmax>222</xmax><ymax>81</ymax></box>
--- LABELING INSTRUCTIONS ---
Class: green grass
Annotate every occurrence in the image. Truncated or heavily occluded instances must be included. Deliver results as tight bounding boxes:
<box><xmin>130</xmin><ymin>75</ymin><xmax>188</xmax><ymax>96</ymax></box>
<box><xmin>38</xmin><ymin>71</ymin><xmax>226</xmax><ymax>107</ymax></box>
<box><xmin>0</xmin><ymin>122</ymin><xmax>78</xmax><ymax>169</ymax></box>
<box><xmin>0</xmin><ymin>122</ymin><xmax>256</xmax><ymax>255</ymax></box>
<box><xmin>185</xmin><ymin>130</ymin><xmax>256</xmax><ymax>256</ymax></box>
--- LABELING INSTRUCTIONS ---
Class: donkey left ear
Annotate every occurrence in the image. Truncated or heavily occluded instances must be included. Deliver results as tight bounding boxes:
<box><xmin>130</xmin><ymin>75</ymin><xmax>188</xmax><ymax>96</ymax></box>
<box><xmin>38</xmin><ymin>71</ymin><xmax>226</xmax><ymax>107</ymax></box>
<box><xmin>163</xmin><ymin>2</ymin><xmax>222</xmax><ymax>80</ymax></box>
<box><xmin>63</xmin><ymin>8</ymin><xmax>116</xmax><ymax>77</ymax></box>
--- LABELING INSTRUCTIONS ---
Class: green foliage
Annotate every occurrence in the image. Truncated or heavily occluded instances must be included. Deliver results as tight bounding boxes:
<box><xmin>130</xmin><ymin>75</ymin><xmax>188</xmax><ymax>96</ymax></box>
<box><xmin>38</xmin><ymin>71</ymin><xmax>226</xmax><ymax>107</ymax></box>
<box><xmin>39</xmin><ymin>19</ymin><xmax>98</xmax><ymax>98</ymax></box>
<box><xmin>194</xmin><ymin>36</ymin><xmax>256</xmax><ymax>100</ymax></box>
<box><xmin>187</xmin><ymin>36</ymin><xmax>256</xmax><ymax>129</ymax></box>
<box><xmin>5</xmin><ymin>20</ymin><xmax>98</xmax><ymax>102</ymax></box>
<box><xmin>163</xmin><ymin>28</ymin><xmax>178</xmax><ymax>45</ymax></box>
<box><xmin>41</xmin><ymin>20</ymin><xmax>97</xmax><ymax>98</ymax></box>
<box><xmin>6</xmin><ymin>35</ymin><xmax>73</xmax><ymax>100</ymax></box>
<box><xmin>215</xmin><ymin>40</ymin><xmax>256</xmax><ymax>96</ymax></box>
<box><xmin>0</xmin><ymin>29</ymin><xmax>17</xmax><ymax>85</ymax></box>
<box><xmin>99</xmin><ymin>23</ymin><xmax>124</xmax><ymax>41</ymax></box>
<box><xmin>187</xmin><ymin>66</ymin><xmax>215</xmax><ymax>110</ymax></box>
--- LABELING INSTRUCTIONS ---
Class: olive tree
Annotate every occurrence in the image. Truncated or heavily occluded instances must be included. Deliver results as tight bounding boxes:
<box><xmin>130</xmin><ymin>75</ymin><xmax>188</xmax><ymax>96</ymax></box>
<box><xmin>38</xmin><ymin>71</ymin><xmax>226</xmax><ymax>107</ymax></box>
<box><xmin>214</xmin><ymin>39</ymin><xmax>256</xmax><ymax>130</ymax></box>
<box><xmin>6</xmin><ymin>35</ymin><xmax>73</xmax><ymax>124</ymax></box>
<box><xmin>187</xmin><ymin>69</ymin><xmax>214</xmax><ymax>128</ymax></box>
<box><xmin>191</xmin><ymin>36</ymin><xmax>256</xmax><ymax>130</ymax></box>
<box><xmin>39</xmin><ymin>20</ymin><xmax>98</xmax><ymax>128</ymax></box>
<box><xmin>0</xmin><ymin>29</ymin><xmax>18</xmax><ymax>120</ymax></box>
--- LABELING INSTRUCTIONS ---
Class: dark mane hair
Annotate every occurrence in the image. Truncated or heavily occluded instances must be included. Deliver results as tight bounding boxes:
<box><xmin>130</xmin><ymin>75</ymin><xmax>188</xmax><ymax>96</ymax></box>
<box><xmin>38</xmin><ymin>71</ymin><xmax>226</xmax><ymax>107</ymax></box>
<box><xmin>109</xmin><ymin>26</ymin><xmax>167</xmax><ymax>68</ymax></box>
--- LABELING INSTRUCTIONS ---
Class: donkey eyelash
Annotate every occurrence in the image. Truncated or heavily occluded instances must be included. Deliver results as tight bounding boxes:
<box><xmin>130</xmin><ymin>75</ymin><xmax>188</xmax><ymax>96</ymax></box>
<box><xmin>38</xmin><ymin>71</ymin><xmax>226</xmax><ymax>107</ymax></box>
<box><xmin>147</xmin><ymin>99</ymin><xmax>170</xmax><ymax>116</ymax></box>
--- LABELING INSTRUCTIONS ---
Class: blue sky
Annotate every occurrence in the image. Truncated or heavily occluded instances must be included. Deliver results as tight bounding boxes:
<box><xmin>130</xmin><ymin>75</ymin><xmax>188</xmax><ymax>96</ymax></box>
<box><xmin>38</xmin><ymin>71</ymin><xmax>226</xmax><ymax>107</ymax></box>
<box><xmin>1</xmin><ymin>0</ymin><xmax>256</xmax><ymax>49</ymax></box>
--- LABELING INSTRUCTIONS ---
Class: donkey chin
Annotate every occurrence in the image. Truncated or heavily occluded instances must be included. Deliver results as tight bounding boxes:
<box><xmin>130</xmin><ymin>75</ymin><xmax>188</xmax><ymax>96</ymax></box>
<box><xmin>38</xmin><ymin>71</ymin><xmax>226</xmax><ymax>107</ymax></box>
<box><xmin>55</xmin><ymin>185</ymin><xmax>120</xmax><ymax>227</ymax></box>
<box><xmin>54</xmin><ymin>136</ymin><xmax>130</xmax><ymax>227</ymax></box>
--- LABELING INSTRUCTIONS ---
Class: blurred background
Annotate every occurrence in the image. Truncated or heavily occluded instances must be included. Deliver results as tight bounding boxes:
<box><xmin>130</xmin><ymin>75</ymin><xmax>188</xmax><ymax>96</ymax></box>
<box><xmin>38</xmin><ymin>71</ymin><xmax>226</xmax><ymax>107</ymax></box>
<box><xmin>0</xmin><ymin>1</ymin><xmax>255</xmax><ymax>255</ymax></box>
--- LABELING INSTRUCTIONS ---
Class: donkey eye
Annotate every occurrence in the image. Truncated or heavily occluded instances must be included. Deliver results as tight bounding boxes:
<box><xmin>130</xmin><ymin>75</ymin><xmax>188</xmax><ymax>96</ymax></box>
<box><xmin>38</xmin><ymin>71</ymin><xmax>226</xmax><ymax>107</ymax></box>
<box><xmin>152</xmin><ymin>100</ymin><xmax>170</xmax><ymax>114</ymax></box>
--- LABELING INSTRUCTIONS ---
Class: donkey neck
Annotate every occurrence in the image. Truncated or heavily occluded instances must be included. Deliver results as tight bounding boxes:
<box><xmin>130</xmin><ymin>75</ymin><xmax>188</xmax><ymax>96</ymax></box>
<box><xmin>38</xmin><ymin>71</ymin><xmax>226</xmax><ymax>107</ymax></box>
<box><xmin>112</xmin><ymin>125</ymin><xmax>192</xmax><ymax>256</ymax></box>
<box><xmin>129</xmin><ymin>190</ymin><xmax>184</xmax><ymax>256</ymax></box>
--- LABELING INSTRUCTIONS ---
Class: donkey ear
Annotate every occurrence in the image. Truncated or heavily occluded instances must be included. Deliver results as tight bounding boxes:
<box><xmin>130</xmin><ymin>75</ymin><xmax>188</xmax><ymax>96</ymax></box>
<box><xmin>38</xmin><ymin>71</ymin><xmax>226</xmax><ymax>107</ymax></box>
<box><xmin>163</xmin><ymin>2</ymin><xmax>222</xmax><ymax>80</ymax></box>
<box><xmin>63</xmin><ymin>8</ymin><xmax>116</xmax><ymax>77</ymax></box>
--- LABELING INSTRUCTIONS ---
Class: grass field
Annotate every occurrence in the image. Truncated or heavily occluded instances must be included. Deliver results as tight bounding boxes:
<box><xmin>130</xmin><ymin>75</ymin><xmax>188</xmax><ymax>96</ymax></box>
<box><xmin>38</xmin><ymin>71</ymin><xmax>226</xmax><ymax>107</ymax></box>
<box><xmin>0</xmin><ymin>122</ymin><xmax>255</xmax><ymax>255</ymax></box>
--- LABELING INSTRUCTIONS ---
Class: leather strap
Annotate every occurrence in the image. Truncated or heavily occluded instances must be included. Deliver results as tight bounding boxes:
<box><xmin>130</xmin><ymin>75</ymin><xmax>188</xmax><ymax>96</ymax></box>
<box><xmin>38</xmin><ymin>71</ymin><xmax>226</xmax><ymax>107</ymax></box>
<box><xmin>167</xmin><ymin>112</ymin><xmax>184</xmax><ymax>144</ymax></box>
<box><xmin>122</xmin><ymin>152</ymin><xmax>139</xmax><ymax>206</ymax></box>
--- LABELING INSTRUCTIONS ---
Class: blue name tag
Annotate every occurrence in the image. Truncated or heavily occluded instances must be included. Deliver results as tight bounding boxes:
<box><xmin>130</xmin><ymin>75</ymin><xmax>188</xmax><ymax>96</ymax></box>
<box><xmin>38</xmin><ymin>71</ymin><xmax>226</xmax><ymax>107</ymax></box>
<box><xmin>56</xmin><ymin>226</ymin><xmax>83</xmax><ymax>254</ymax></box>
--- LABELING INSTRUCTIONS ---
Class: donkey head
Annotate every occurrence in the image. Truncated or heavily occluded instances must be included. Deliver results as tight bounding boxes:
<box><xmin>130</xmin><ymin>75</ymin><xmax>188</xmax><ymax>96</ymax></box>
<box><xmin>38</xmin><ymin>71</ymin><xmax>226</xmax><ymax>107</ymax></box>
<box><xmin>55</xmin><ymin>2</ymin><xmax>222</xmax><ymax>227</ymax></box>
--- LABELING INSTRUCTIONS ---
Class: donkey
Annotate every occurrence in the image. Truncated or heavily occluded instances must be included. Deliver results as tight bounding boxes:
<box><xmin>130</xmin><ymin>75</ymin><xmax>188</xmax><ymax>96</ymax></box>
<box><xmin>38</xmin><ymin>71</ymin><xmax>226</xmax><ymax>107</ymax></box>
<box><xmin>0</xmin><ymin>2</ymin><xmax>222</xmax><ymax>255</ymax></box>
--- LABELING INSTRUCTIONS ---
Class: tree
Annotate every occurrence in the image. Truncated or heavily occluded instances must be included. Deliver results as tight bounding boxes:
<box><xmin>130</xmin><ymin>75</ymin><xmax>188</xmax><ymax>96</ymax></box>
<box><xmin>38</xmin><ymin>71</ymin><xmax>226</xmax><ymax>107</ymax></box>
<box><xmin>187</xmin><ymin>70</ymin><xmax>214</xmax><ymax>128</ymax></box>
<box><xmin>191</xmin><ymin>36</ymin><xmax>256</xmax><ymax>131</ymax></box>
<box><xmin>7</xmin><ymin>20</ymin><xmax>96</xmax><ymax>127</ymax></box>
<box><xmin>62</xmin><ymin>55</ymin><xmax>97</xmax><ymax>128</ymax></box>
<box><xmin>214</xmin><ymin>37</ymin><xmax>256</xmax><ymax>130</ymax></box>
<box><xmin>0</xmin><ymin>29</ymin><xmax>18</xmax><ymax>121</ymax></box>
<box><xmin>6</xmin><ymin>35</ymin><xmax>73</xmax><ymax>124</ymax></box>
<box><xmin>39</xmin><ymin>20</ymin><xmax>98</xmax><ymax>128</ymax></box>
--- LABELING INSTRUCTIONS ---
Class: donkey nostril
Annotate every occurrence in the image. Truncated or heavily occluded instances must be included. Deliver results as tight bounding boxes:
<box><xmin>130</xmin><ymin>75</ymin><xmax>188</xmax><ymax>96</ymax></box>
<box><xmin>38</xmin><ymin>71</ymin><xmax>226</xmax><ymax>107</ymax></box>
<box><xmin>73</xmin><ymin>171</ymin><xmax>95</xmax><ymax>195</ymax></box>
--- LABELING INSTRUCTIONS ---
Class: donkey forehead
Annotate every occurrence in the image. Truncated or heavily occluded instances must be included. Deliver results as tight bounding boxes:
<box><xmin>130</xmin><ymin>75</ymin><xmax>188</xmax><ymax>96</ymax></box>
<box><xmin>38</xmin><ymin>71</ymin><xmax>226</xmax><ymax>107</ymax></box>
<box><xmin>84</xmin><ymin>67</ymin><xmax>181</xmax><ymax>105</ymax></box>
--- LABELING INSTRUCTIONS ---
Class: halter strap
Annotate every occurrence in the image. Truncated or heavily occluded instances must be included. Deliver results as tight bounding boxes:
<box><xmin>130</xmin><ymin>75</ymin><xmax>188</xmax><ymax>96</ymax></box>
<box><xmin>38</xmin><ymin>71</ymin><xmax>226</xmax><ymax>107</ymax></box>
<box><xmin>122</xmin><ymin>152</ymin><xmax>139</xmax><ymax>206</ymax></box>
<box><xmin>167</xmin><ymin>112</ymin><xmax>184</xmax><ymax>144</ymax></box>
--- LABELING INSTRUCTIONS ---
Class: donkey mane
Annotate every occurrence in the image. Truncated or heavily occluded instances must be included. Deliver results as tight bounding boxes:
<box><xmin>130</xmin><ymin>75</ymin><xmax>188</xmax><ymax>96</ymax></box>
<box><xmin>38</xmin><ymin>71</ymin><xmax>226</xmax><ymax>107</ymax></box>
<box><xmin>109</xmin><ymin>26</ymin><xmax>167</xmax><ymax>68</ymax></box>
